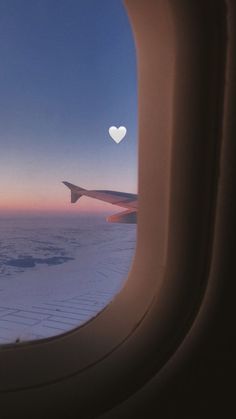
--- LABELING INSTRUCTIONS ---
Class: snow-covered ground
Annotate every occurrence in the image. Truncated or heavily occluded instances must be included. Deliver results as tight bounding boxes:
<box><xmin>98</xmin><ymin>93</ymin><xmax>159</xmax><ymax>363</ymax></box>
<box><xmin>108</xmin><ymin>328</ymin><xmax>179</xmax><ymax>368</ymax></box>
<box><xmin>0</xmin><ymin>216</ymin><xmax>136</xmax><ymax>345</ymax></box>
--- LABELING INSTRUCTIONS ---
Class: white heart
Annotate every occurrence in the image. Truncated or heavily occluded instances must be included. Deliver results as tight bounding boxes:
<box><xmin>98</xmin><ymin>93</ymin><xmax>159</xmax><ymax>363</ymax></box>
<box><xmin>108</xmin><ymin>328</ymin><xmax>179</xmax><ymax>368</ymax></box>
<box><xmin>109</xmin><ymin>126</ymin><xmax>127</xmax><ymax>144</ymax></box>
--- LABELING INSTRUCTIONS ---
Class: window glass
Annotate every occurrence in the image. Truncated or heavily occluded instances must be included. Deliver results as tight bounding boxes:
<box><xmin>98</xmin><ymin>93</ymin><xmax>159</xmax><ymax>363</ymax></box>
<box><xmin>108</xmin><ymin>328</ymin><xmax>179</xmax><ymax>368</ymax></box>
<box><xmin>0</xmin><ymin>0</ymin><xmax>137</xmax><ymax>344</ymax></box>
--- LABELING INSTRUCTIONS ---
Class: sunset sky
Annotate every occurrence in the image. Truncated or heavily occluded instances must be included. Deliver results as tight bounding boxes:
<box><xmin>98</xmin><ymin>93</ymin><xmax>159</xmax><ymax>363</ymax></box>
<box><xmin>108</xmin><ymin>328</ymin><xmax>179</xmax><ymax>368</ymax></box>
<box><xmin>0</xmin><ymin>0</ymin><xmax>137</xmax><ymax>215</ymax></box>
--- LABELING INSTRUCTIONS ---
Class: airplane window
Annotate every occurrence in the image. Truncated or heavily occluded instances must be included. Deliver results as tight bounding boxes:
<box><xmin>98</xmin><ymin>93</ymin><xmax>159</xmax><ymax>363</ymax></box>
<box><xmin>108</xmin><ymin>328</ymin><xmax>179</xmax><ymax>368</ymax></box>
<box><xmin>0</xmin><ymin>0</ymin><xmax>137</xmax><ymax>345</ymax></box>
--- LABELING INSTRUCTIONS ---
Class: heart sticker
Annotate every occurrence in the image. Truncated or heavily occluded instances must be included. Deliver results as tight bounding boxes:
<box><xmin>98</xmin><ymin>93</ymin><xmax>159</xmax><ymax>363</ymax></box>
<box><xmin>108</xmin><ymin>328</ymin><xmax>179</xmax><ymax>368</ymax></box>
<box><xmin>109</xmin><ymin>126</ymin><xmax>127</xmax><ymax>144</ymax></box>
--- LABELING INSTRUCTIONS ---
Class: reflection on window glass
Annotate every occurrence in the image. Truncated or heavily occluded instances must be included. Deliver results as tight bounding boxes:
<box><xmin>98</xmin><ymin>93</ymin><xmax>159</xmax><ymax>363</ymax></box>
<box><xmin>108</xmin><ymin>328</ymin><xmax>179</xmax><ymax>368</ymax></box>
<box><xmin>0</xmin><ymin>0</ymin><xmax>137</xmax><ymax>344</ymax></box>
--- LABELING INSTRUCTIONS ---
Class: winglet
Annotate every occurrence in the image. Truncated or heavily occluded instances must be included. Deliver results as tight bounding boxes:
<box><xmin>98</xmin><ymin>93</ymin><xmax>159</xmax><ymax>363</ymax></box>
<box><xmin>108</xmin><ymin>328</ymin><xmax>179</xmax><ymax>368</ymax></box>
<box><xmin>62</xmin><ymin>181</ymin><xmax>86</xmax><ymax>204</ymax></box>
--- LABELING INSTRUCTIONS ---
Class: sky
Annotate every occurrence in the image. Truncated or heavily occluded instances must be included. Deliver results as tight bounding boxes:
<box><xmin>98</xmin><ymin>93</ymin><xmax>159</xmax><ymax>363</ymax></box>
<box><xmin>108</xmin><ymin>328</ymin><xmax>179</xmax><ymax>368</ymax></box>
<box><xmin>0</xmin><ymin>0</ymin><xmax>137</xmax><ymax>216</ymax></box>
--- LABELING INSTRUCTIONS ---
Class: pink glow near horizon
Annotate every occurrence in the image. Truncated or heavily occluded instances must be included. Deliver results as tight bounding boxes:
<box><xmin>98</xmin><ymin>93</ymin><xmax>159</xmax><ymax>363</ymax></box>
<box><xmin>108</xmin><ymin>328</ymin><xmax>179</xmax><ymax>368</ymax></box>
<box><xmin>0</xmin><ymin>195</ymin><xmax>122</xmax><ymax>216</ymax></box>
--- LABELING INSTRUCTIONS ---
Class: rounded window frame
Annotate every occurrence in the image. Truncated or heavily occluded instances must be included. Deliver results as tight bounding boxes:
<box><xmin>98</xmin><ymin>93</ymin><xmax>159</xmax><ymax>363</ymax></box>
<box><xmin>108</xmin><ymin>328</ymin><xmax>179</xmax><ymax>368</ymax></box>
<box><xmin>0</xmin><ymin>2</ymin><xmax>228</xmax><ymax>417</ymax></box>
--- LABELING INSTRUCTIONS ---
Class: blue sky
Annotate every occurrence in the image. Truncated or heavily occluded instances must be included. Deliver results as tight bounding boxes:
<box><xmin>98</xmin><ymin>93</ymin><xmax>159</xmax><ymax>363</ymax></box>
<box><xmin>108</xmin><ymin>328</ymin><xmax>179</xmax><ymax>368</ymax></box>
<box><xmin>0</xmin><ymin>0</ymin><xmax>137</xmax><ymax>214</ymax></box>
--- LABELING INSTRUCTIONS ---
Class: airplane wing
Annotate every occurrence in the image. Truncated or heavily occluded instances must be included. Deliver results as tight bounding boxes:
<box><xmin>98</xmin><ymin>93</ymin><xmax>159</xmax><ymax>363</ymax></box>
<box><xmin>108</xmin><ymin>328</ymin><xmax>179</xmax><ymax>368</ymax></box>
<box><xmin>62</xmin><ymin>181</ymin><xmax>138</xmax><ymax>223</ymax></box>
